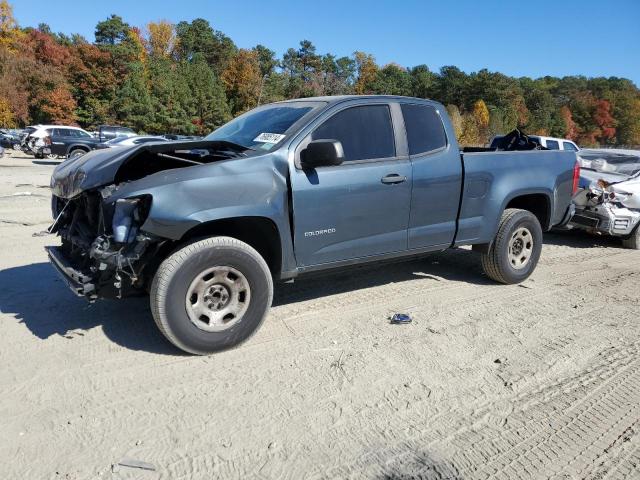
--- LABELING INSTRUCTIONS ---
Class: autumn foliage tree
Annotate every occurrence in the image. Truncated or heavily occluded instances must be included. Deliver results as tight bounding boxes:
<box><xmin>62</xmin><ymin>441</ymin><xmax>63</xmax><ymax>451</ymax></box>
<box><xmin>222</xmin><ymin>49</ymin><xmax>262</xmax><ymax>114</ymax></box>
<box><xmin>0</xmin><ymin>95</ymin><xmax>15</xmax><ymax>127</ymax></box>
<box><xmin>0</xmin><ymin>0</ymin><xmax>639</xmax><ymax>146</ymax></box>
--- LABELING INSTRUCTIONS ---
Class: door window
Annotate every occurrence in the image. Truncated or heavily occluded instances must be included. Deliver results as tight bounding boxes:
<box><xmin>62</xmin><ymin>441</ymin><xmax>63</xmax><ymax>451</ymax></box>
<box><xmin>563</xmin><ymin>142</ymin><xmax>578</xmax><ymax>151</ymax></box>
<box><xmin>401</xmin><ymin>104</ymin><xmax>447</xmax><ymax>155</ymax></box>
<box><xmin>310</xmin><ymin>105</ymin><xmax>395</xmax><ymax>161</ymax></box>
<box><xmin>546</xmin><ymin>139</ymin><xmax>559</xmax><ymax>150</ymax></box>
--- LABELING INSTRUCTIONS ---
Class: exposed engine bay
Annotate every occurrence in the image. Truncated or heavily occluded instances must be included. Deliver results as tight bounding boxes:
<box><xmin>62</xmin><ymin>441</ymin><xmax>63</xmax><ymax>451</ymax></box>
<box><xmin>47</xmin><ymin>141</ymin><xmax>254</xmax><ymax>300</ymax></box>
<box><xmin>48</xmin><ymin>189</ymin><xmax>163</xmax><ymax>299</ymax></box>
<box><xmin>570</xmin><ymin>150</ymin><xmax>640</xmax><ymax>240</ymax></box>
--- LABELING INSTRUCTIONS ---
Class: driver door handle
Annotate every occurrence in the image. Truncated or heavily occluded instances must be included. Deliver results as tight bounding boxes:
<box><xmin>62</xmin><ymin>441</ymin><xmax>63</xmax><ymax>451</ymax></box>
<box><xmin>381</xmin><ymin>174</ymin><xmax>407</xmax><ymax>185</ymax></box>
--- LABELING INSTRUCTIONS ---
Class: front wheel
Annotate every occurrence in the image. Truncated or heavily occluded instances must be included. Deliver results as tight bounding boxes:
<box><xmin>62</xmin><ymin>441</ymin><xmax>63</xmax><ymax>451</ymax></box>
<box><xmin>150</xmin><ymin>237</ymin><xmax>273</xmax><ymax>355</ymax></box>
<box><xmin>481</xmin><ymin>209</ymin><xmax>543</xmax><ymax>284</ymax></box>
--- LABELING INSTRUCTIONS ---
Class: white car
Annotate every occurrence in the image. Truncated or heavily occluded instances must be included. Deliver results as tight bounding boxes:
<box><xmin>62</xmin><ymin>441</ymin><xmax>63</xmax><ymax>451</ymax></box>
<box><xmin>527</xmin><ymin>135</ymin><xmax>580</xmax><ymax>152</ymax></box>
<box><xmin>570</xmin><ymin>149</ymin><xmax>640</xmax><ymax>248</ymax></box>
<box><xmin>490</xmin><ymin>134</ymin><xmax>580</xmax><ymax>152</ymax></box>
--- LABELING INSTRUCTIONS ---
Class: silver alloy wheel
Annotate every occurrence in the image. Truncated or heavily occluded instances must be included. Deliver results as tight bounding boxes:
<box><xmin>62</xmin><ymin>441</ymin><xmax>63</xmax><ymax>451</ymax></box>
<box><xmin>508</xmin><ymin>227</ymin><xmax>533</xmax><ymax>270</ymax></box>
<box><xmin>46</xmin><ymin>154</ymin><xmax>58</xmax><ymax>159</ymax></box>
<box><xmin>185</xmin><ymin>266</ymin><xmax>251</xmax><ymax>332</ymax></box>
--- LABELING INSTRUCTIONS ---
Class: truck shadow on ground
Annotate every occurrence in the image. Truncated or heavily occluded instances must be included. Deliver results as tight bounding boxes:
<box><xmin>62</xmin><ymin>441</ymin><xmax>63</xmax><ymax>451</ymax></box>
<box><xmin>272</xmin><ymin>247</ymin><xmax>490</xmax><ymax>307</ymax></box>
<box><xmin>0</xmin><ymin>230</ymin><xmax>622</xmax><ymax>355</ymax></box>
<box><xmin>31</xmin><ymin>160</ymin><xmax>62</xmax><ymax>166</ymax></box>
<box><xmin>0</xmin><ymin>262</ymin><xmax>179</xmax><ymax>355</ymax></box>
<box><xmin>375</xmin><ymin>449</ymin><xmax>463</xmax><ymax>480</ymax></box>
<box><xmin>543</xmin><ymin>229</ymin><xmax>625</xmax><ymax>249</ymax></box>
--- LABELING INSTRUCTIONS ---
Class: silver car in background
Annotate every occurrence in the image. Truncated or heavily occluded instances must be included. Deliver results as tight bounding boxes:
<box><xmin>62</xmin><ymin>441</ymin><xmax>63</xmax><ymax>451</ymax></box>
<box><xmin>98</xmin><ymin>135</ymin><xmax>168</xmax><ymax>149</ymax></box>
<box><xmin>570</xmin><ymin>149</ymin><xmax>640</xmax><ymax>249</ymax></box>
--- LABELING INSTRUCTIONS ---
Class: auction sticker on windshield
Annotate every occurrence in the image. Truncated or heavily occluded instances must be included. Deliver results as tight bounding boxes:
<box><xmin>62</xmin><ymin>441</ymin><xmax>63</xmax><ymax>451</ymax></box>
<box><xmin>254</xmin><ymin>133</ymin><xmax>286</xmax><ymax>144</ymax></box>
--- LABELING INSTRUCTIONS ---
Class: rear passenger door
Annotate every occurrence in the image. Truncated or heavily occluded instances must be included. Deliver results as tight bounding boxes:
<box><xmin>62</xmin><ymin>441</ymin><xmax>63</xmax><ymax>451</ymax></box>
<box><xmin>290</xmin><ymin>102</ymin><xmax>412</xmax><ymax>267</ymax></box>
<box><xmin>49</xmin><ymin>128</ymin><xmax>70</xmax><ymax>156</ymax></box>
<box><xmin>401</xmin><ymin>103</ymin><xmax>463</xmax><ymax>249</ymax></box>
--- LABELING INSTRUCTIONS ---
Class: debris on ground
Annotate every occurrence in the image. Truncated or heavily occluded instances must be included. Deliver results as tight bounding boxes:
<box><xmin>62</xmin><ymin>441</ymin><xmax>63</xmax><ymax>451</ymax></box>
<box><xmin>390</xmin><ymin>313</ymin><xmax>412</xmax><ymax>324</ymax></box>
<box><xmin>112</xmin><ymin>458</ymin><xmax>156</xmax><ymax>473</ymax></box>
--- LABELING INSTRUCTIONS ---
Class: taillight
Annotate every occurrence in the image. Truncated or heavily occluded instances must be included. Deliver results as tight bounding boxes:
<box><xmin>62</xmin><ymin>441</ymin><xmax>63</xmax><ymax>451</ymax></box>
<box><xmin>44</xmin><ymin>136</ymin><xmax>52</xmax><ymax>146</ymax></box>
<box><xmin>572</xmin><ymin>160</ymin><xmax>580</xmax><ymax>195</ymax></box>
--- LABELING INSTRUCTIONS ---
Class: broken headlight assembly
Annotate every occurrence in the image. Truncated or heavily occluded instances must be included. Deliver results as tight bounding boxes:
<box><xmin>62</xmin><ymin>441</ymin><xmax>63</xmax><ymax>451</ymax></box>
<box><xmin>111</xmin><ymin>195</ymin><xmax>152</xmax><ymax>244</ymax></box>
<box><xmin>88</xmin><ymin>194</ymin><xmax>157</xmax><ymax>297</ymax></box>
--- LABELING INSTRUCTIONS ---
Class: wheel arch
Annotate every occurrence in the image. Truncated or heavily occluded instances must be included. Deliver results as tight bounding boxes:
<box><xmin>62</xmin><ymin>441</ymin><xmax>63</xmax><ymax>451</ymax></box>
<box><xmin>66</xmin><ymin>144</ymin><xmax>91</xmax><ymax>155</ymax></box>
<box><xmin>177</xmin><ymin>216</ymin><xmax>283</xmax><ymax>277</ymax></box>
<box><xmin>472</xmin><ymin>191</ymin><xmax>552</xmax><ymax>254</ymax></box>
<box><xmin>504</xmin><ymin>192</ymin><xmax>552</xmax><ymax>231</ymax></box>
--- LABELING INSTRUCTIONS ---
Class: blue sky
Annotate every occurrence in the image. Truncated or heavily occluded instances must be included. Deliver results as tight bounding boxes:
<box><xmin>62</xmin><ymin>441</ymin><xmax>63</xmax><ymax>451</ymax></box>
<box><xmin>13</xmin><ymin>0</ymin><xmax>640</xmax><ymax>85</ymax></box>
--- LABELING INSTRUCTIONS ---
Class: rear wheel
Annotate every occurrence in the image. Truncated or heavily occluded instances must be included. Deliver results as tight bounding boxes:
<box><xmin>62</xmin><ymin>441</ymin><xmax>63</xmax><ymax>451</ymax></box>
<box><xmin>621</xmin><ymin>226</ymin><xmax>640</xmax><ymax>249</ymax></box>
<box><xmin>481</xmin><ymin>209</ymin><xmax>543</xmax><ymax>284</ymax></box>
<box><xmin>68</xmin><ymin>148</ymin><xmax>86</xmax><ymax>159</ymax></box>
<box><xmin>150</xmin><ymin>236</ymin><xmax>273</xmax><ymax>355</ymax></box>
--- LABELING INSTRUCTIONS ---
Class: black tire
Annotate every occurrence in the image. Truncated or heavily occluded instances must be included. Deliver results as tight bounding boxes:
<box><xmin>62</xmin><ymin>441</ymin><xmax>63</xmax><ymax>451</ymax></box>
<box><xmin>621</xmin><ymin>225</ymin><xmax>640</xmax><ymax>250</ymax></box>
<box><xmin>68</xmin><ymin>149</ymin><xmax>86</xmax><ymax>159</ymax></box>
<box><xmin>481</xmin><ymin>208</ymin><xmax>543</xmax><ymax>284</ymax></box>
<box><xmin>150</xmin><ymin>236</ymin><xmax>273</xmax><ymax>355</ymax></box>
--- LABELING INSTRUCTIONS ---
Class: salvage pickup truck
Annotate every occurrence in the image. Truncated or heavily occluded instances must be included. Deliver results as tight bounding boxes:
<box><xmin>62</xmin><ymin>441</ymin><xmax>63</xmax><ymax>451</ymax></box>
<box><xmin>48</xmin><ymin>96</ymin><xmax>579</xmax><ymax>354</ymax></box>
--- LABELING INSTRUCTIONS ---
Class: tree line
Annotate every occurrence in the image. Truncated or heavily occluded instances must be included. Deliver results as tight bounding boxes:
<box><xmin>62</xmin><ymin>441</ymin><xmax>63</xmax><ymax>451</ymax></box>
<box><xmin>1</xmin><ymin>1</ymin><xmax>639</xmax><ymax>146</ymax></box>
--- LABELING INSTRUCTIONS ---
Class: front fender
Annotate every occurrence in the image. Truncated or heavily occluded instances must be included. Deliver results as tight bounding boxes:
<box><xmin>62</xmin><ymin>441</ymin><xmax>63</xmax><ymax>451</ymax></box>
<box><xmin>107</xmin><ymin>158</ymin><xmax>297</xmax><ymax>277</ymax></box>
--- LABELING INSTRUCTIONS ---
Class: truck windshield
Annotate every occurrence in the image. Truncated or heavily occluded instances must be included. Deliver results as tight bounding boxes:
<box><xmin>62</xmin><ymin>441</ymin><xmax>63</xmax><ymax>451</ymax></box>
<box><xmin>205</xmin><ymin>101</ymin><xmax>325</xmax><ymax>151</ymax></box>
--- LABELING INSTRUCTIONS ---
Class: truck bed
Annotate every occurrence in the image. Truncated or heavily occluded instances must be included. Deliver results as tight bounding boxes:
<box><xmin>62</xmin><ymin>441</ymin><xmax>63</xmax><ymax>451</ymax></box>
<box><xmin>454</xmin><ymin>149</ymin><xmax>577</xmax><ymax>246</ymax></box>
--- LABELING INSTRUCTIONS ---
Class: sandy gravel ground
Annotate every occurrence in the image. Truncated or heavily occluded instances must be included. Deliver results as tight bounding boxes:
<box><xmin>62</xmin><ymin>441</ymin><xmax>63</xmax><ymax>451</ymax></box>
<box><xmin>1</xmin><ymin>151</ymin><xmax>639</xmax><ymax>480</ymax></box>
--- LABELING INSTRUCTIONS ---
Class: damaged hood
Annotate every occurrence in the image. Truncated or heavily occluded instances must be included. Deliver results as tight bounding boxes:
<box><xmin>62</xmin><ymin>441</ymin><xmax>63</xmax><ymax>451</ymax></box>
<box><xmin>50</xmin><ymin>140</ymin><xmax>249</xmax><ymax>199</ymax></box>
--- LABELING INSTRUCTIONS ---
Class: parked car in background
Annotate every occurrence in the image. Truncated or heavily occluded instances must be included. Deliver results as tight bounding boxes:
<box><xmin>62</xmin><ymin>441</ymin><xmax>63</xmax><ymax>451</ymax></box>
<box><xmin>47</xmin><ymin>95</ymin><xmax>578</xmax><ymax>354</ymax></box>
<box><xmin>16</xmin><ymin>127</ymin><xmax>36</xmax><ymax>150</ymax></box>
<box><xmin>98</xmin><ymin>125</ymin><xmax>136</xmax><ymax>141</ymax></box>
<box><xmin>0</xmin><ymin>129</ymin><xmax>25</xmax><ymax>148</ymax></box>
<box><xmin>163</xmin><ymin>134</ymin><xmax>202</xmax><ymax>141</ymax></box>
<box><xmin>31</xmin><ymin>124</ymin><xmax>139</xmax><ymax>159</ymax></box>
<box><xmin>96</xmin><ymin>135</ymin><xmax>168</xmax><ymax>149</ymax></box>
<box><xmin>490</xmin><ymin>134</ymin><xmax>580</xmax><ymax>152</ymax></box>
<box><xmin>31</xmin><ymin>125</ymin><xmax>99</xmax><ymax>159</ymax></box>
<box><xmin>570</xmin><ymin>149</ymin><xmax>640</xmax><ymax>248</ymax></box>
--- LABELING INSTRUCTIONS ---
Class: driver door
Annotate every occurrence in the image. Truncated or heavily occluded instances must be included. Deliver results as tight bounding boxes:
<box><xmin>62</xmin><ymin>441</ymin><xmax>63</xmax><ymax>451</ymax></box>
<box><xmin>290</xmin><ymin>102</ymin><xmax>412</xmax><ymax>267</ymax></box>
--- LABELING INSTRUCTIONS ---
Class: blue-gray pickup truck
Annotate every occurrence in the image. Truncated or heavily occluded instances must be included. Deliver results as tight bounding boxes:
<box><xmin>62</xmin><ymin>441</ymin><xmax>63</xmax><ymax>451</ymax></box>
<box><xmin>48</xmin><ymin>95</ymin><xmax>579</xmax><ymax>354</ymax></box>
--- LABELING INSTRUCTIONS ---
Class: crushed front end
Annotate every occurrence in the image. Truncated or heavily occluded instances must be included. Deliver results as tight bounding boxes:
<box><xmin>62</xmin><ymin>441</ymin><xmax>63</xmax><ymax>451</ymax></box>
<box><xmin>569</xmin><ymin>151</ymin><xmax>640</xmax><ymax>240</ymax></box>
<box><xmin>570</xmin><ymin>179</ymin><xmax>640</xmax><ymax>238</ymax></box>
<box><xmin>47</xmin><ymin>189</ymin><xmax>164</xmax><ymax>301</ymax></box>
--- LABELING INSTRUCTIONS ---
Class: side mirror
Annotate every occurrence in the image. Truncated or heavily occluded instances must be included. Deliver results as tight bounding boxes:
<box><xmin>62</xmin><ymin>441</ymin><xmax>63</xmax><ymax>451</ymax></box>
<box><xmin>300</xmin><ymin>139</ymin><xmax>344</xmax><ymax>169</ymax></box>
